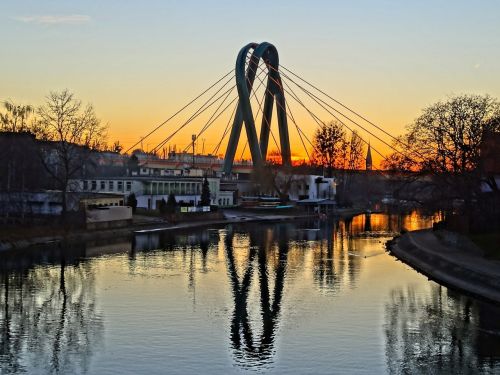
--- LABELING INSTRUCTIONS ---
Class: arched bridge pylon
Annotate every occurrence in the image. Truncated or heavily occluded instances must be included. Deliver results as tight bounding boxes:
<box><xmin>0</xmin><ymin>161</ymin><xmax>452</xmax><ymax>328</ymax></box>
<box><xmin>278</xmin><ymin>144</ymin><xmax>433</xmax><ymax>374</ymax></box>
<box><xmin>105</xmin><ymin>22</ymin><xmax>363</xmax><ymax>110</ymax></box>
<box><xmin>223</xmin><ymin>42</ymin><xmax>291</xmax><ymax>175</ymax></box>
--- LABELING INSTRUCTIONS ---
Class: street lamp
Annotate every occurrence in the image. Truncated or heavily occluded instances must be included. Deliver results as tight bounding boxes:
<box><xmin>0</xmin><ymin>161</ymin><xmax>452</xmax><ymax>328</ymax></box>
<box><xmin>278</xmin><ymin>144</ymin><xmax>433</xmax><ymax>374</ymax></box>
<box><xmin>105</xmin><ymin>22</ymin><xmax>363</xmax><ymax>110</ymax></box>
<box><xmin>191</xmin><ymin>134</ymin><xmax>197</xmax><ymax>168</ymax></box>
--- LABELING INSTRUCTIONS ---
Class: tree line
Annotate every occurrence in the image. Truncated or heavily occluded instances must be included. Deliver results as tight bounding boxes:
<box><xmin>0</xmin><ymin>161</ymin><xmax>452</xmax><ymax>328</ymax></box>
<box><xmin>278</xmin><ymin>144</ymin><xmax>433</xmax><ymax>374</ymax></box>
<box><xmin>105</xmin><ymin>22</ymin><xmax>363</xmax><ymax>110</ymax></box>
<box><xmin>1</xmin><ymin>90</ymin><xmax>108</xmax><ymax>215</ymax></box>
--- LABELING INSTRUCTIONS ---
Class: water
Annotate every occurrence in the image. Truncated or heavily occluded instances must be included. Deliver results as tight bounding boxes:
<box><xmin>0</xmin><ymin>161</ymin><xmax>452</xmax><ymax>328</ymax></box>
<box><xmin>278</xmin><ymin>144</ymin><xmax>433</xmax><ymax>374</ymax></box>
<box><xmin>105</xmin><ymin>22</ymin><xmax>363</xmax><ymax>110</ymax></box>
<box><xmin>1</xmin><ymin>212</ymin><xmax>500</xmax><ymax>374</ymax></box>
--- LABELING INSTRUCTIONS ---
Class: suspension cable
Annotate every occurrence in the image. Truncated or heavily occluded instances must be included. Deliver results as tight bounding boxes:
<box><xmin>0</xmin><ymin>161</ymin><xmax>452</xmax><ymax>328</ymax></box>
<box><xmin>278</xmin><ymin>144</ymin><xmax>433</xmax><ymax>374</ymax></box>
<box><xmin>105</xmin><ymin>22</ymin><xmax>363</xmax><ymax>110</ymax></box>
<box><xmin>278</xmin><ymin>64</ymin><xmax>421</xmax><ymax>158</ymax></box>
<box><xmin>181</xmin><ymin>85</ymin><xmax>236</xmax><ymax>153</ymax></box>
<box><xmin>124</xmin><ymin>68</ymin><xmax>234</xmax><ymax>154</ymax></box>
<box><xmin>278</xmin><ymin>69</ymin><xmax>415</xmax><ymax>162</ymax></box>
<box><xmin>152</xmin><ymin>79</ymin><xmax>236</xmax><ymax>153</ymax></box>
<box><xmin>275</xmin><ymin>65</ymin><xmax>420</xmax><ymax>163</ymax></box>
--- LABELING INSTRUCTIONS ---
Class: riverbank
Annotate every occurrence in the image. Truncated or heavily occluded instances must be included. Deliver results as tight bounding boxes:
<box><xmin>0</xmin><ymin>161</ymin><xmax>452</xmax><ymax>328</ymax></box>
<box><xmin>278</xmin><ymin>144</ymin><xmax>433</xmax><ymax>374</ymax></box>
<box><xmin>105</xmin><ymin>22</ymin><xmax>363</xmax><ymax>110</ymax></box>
<box><xmin>0</xmin><ymin>207</ymin><xmax>369</xmax><ymax>252</ymax></box>
<box><xmin>388</xmin><ymin>229</ymin><xmax>500</xmax><ymax>304</ymax></box>
<box><xmin>0</xmin><ymin>213</ymin><xmax>311</xmax><ymax>252</ymax></box>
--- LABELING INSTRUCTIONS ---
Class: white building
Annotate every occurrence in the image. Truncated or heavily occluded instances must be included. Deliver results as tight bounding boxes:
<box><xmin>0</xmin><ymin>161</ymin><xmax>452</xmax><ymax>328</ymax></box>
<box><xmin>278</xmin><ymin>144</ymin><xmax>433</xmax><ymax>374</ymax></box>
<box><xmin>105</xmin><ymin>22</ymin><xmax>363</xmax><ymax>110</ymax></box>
<box><xmin>288</xmin><ymin>175</ymin><xmax>336</xmax><ymax>201</ymax></box>
<box><xmin>70</xmin><ymin>176</ymin><xmax>234</xmax><ymax>210</ymax></box>
<box><xmin>245</xmin><ymin>173</ymin><xmax>336</xmax><ymax>201</ymax></box>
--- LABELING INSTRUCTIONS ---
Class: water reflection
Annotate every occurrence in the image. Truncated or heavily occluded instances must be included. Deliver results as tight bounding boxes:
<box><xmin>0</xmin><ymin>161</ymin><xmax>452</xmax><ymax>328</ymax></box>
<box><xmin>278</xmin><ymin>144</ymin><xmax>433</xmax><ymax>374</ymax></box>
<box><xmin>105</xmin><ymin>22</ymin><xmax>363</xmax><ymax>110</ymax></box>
<box><xmin>223</xmin><ymin>224</ymin><xmax>289</xmax><ymax>368</ymax></box>
<box><xmin>385</xmin><ymin>285</ymin><xmax>500</xmax><ymax>374</ymax></box>
<box><xmin>0</xmin><ymin>211</ymin><xmax>498</xmax><ymax>374</ymax></box>
<box><xmin>0</xmin><ymin>243</ymin><xmax>103</xmax><ymax>374</ymax></box>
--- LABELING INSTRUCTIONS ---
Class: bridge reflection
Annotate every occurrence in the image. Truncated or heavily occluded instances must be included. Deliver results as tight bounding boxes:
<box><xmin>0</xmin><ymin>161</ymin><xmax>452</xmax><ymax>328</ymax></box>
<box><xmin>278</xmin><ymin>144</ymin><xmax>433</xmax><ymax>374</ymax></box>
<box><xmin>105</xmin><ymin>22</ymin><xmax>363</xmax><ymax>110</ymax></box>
<box><xmin>223</xmin><ymin>224</ymin><xmax>289</xmax><ymax>366</ymax></box>
<box><xmin>1</xmin><ymin>211</ymin><xmax>491</xmax><ymax>373</ymax></box>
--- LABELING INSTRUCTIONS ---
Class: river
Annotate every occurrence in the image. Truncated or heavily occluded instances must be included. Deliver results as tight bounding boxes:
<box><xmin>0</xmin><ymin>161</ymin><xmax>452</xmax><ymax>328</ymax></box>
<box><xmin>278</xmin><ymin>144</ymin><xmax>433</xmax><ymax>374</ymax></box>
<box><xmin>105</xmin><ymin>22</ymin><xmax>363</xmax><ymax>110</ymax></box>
<box><xmin>1</xmin><ymin>212</ymin><xmax>499</xmax><ymax>374</ymax></box>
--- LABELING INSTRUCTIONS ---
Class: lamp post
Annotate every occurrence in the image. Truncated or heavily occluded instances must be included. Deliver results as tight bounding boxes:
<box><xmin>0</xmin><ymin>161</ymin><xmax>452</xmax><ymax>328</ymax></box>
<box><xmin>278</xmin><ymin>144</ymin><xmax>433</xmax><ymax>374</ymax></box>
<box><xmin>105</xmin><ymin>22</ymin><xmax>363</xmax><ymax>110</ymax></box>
<box><xmin>191</xmin><ymin>134</ymin><xmax>196</xmax><ymax>168</ymax></box>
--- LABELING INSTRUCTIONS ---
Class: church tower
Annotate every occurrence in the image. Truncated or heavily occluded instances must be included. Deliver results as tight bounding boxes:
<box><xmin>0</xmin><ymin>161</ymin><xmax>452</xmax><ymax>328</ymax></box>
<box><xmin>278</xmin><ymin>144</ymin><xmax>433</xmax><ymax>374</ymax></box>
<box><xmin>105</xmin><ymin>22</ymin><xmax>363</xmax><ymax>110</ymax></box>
<box><xmin>365</xmin><ymin>142</ymin><xmax>372</xmax><ymax>171</ymax></box>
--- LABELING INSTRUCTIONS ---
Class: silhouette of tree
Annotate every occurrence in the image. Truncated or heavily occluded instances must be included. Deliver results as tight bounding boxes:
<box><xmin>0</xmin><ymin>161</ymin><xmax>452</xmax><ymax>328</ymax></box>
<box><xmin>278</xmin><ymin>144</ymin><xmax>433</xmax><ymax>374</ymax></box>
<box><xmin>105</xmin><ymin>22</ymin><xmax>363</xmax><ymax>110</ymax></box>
<box><xmin>127</xmin><ymin>193</ymin><xmax>138</xmax><ymax>213</ymax></box>
<box><xmin>35</xmin><ymin>90</ymin><xmax>108</xmax><ymax>215</ymax></box>
<box><xmin>0</xmin><ymin>101</ymin><xmax>34</xmax><ymax>133</ymax></box>
<box><xmin>312</xmin><ymin>120</ymin><xmax>347</xmax><ymax>176</ymax></box>
<box><xmin>384</xmin><ymin>94</ymin><xmax>500</xmax><ymax>214</ymax></box>
<box><xmin>408</xmin><ymin>95</ymin><xmax>500</xmax><ymax>174</ymax></box>
<box><xmin>166</xmin><ymin>193</ymin><xmax>177</xmax><ymax>213</ymax></box>
<box><xmin>347</xmin><ymin>130</ymin><xmax>365</xmax><ymax>170</ymax></box>
<box><xmin>200</xmin><ymin>177</ymin><xmax>211</xmax><ymax>206</ymax></box>
<box><xmin>127</xmin><ymin>154</ymin><xmax>139</xmax><ymax>175</ymax></box>
<box><xmin>158</xmin><ymin>198</ymin><xmax>167</xmax><ymax>214</ymax></box>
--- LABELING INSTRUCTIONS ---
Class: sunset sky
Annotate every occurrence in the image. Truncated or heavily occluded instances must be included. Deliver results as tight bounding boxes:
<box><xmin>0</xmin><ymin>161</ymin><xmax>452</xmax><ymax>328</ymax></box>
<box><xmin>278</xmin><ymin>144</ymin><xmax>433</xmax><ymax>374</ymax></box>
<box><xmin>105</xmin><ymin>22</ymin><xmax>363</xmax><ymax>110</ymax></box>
<box><xmin>2</xmin><ymin>1</ymin><xmax>500</xmax><ymax>166</ymax></box>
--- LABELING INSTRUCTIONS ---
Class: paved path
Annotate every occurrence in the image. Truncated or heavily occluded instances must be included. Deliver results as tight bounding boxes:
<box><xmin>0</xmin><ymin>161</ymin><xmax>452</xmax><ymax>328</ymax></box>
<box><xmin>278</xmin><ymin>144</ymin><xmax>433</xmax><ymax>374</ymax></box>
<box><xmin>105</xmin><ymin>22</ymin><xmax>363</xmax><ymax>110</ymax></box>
<box><xmin>389</xmin><ymin>229</ymin><xmax>500</xmax><ymax>304</ymax></box>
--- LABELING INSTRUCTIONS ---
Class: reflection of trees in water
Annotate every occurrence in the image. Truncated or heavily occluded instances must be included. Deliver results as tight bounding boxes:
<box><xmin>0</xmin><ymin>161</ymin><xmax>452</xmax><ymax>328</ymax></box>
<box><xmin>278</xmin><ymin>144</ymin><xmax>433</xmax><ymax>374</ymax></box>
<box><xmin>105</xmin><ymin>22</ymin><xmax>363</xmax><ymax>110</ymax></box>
<box><xmin>385</xmin><ymin>285</ymin><xmax>500</xmax><ymax>374</ymax></box>
<box><xmin>224</xmin><ymin>223</ymin><xmax>289</xmax><ymax>368</ymax></box>
<box><xmin>312</xmin><ymin>218</ymin><xmax>361</xmax><ymax>292</ymax></box>
<box><xmin>0</xmin><ymin>244</ymin><xmax>103</xmax><ymax>374</ymax></box>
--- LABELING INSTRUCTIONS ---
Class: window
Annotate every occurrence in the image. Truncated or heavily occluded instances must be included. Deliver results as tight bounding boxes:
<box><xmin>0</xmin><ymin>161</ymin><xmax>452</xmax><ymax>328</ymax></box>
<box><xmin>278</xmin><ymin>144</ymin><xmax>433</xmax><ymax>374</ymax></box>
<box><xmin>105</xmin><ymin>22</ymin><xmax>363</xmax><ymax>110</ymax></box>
<box><xmin>118</xmin><ymin>181</ymin><xmax>123</xmax><ymax>191</ymax></box>
<box><xmin>100</xmin><ymin>181</ymin><xmax>105</xmax><ymax>190</ymax></box>
<box><xmin>91</xmin><ymin>181</ymin><xmax>96</xmax><ymax>190</ymax></box>
<box><xmin>83</xmin><ymin>180</ymin><xmax>88</xmax><ymax>190</ymax></box>
<box><xmin>109</xmin><ymin>181</ymin><xmax>114</xmax><ymax>191</ymax></box>
<box><xmin>126</xmin><ymin>181</ymin><xmax>131</xmax><ymax>191</ymax></box>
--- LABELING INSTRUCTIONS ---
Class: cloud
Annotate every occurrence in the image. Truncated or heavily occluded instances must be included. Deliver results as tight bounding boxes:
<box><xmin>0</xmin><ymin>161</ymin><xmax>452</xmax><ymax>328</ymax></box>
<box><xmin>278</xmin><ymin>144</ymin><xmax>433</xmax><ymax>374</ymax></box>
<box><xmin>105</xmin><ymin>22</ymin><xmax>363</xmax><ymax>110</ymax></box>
<box><xmin>12</xmin><ymin>14</ymin><xmax>91</xmax><ymax>25</ymax></box>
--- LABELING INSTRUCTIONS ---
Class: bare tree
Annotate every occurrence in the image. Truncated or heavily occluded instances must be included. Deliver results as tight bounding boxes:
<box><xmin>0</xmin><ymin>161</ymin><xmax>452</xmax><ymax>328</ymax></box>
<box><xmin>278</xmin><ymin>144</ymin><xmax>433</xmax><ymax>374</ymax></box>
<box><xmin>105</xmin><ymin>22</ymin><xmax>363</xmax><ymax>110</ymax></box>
<box><xmin>312</xmin><ymin>120</ymin><xmax>347</xmax><ymax>176</ymax></box>
<box><xmin>408</xmin><ymin>94</ymin><xmax>500</xmax><ymax>174</ymax></box>
<box><xmin>347</xmin><ymin>130</ymin><xmax>364</xmax><ymax>170</ymax></box>
<box><xmin>383</xmin><ymin>94</ymin><xmax>500</xmax><ymax>215</ymax></box>
<box><xmin>0</xmin><ymin>101</ymin><xmax>34</xmax><ymax>132</ymax></box>
<box><xmin>36</xmin><ymin>90</ymin><xmax>107</xmax><ymax>214</ymax></box>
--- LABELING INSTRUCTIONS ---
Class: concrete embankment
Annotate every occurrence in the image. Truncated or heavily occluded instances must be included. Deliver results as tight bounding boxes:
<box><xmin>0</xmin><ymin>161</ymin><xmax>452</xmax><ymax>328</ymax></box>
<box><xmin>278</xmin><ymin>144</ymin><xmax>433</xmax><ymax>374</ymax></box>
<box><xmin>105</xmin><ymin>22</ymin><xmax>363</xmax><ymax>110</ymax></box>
<box><xmin>0</xmin><ymin>212</ymin><xmax>318</xmax><ymax>252</ymax></box>
<box><xmin>0</xmin><ymin>207</ymin><xmax>368</xmax><ymax>253</ymax></box>
<box><xmin>388</xmin><ymin>229</ymin><xmax>500</xmax><ymax>304</ymax></box>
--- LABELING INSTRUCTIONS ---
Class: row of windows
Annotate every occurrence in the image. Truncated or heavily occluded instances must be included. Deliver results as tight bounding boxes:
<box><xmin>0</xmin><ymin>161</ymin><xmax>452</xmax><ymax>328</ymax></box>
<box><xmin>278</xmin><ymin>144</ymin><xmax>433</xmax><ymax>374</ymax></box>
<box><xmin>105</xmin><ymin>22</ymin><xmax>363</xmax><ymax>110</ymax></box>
<box><xmin>148</xmin><ymin>182</ymin><xmax>201</xmax><ymax>195</ymax></box>
<box><xmin>83</xmin><ymin>180</ymin><xmax>132</xmax><ymax>192</ymax></box>
<box><xmin>218</xmin><ymin>198</ymin><xmax>231</xmax><ymax>206</ymax></box>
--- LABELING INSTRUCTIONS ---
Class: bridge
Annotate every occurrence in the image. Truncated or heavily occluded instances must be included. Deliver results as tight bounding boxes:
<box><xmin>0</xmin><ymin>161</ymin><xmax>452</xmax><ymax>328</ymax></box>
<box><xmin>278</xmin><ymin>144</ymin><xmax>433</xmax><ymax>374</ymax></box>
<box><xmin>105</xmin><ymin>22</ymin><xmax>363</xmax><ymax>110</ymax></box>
<box><xmin>125</xmin><ymin>42</ymin><xmax>410</xmax><ymax>175</ymax></box>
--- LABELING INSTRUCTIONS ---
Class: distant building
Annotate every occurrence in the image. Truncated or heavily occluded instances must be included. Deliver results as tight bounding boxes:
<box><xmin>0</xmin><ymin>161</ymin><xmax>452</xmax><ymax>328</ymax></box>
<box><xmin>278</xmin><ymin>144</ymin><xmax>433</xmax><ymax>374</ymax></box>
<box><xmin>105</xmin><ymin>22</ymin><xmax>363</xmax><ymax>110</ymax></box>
<box><xmin>0</xmin><ymin>191</ymin><xmax>125</xmax><ymax>216</ymax></box>
<box><xmin>365</xmin><ymin>143</ymin><xmax>373</xmax><ymax>171</ymax></box>
<box><xmin>134</xmin><ymin>150</ymin><xmax>253</xmax><ymax>178</ymax></box>
<box><xmin>288</xmin><ymin>175</ymin><xmax>336</xmax><ymax>201</ymax></box>
<box><xmin>70</xmin><ymin>175</ymin><xmax>235</xmax><ymax>209</ymax></box>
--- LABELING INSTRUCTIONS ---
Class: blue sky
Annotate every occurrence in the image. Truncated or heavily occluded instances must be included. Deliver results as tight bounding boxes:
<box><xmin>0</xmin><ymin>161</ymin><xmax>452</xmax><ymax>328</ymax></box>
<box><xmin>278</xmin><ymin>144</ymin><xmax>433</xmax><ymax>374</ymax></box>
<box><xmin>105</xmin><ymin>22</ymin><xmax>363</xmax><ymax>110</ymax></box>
<box><xmin>2</xmin><ymin>0</ymin><xmax>500</xmax><ymax>156</ymax></box>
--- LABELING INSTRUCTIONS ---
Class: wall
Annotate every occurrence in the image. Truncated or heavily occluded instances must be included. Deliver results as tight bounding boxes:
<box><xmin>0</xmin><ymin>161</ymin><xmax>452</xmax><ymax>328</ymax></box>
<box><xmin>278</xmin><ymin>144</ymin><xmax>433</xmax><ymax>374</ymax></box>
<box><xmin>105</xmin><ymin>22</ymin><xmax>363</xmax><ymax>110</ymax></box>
<box><xmin>85</xmin><ymin>206</ymin><xmax>132</xmax><ymax>229</ymax></box>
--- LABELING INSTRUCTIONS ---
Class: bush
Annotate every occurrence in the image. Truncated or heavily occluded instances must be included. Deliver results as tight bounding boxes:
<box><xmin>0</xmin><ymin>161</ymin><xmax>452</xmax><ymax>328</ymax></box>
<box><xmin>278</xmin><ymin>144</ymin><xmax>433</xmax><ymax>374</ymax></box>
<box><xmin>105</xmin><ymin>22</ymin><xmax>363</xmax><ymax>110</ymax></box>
<box><xmin>166</xmin><ymin>193</ymin><xmax>177</xmax><ymax>214</ymax></box>
<box><xmin>127</xmin><ymin>193</ymin><xmax>137</xmax><ymax>213</ymax></box>
<box><xmin>158</xmin><ymin>198</ymin><xmax>167</xmax><ymax>214</ymax></box>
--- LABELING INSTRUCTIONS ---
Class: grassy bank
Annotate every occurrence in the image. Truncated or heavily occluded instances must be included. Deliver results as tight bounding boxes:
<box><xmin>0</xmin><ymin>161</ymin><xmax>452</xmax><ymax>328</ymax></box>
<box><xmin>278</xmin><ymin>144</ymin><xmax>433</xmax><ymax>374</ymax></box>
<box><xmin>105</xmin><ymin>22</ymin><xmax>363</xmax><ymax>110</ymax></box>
<box><xmin>468</xmin><ymin>233</ymin><xmax>500</xmax><ymax>260</ymax></box>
